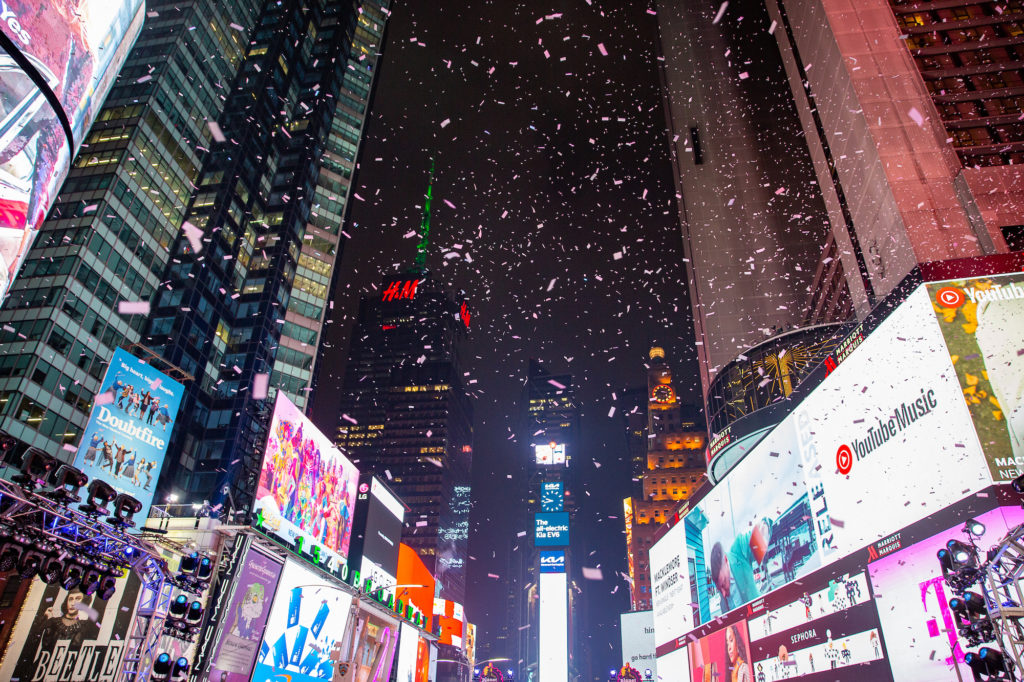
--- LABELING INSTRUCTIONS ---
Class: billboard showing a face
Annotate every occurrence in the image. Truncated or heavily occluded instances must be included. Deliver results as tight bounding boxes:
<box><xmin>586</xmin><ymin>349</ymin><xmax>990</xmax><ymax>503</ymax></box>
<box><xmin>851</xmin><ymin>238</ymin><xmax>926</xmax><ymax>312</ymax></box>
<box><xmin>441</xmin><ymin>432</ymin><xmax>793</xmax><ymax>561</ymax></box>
<box><xmin>928</xmin><ymin>272</ymin><xmax>1024</xmax><ymax>482</ymax></box>
<box><xmin>688</xmin><ymin>621</ymin><xmax>752</xmax><ymax>682</ymax></box>
<box><xmin>534</xmin><ymin>442</ymin><xmax>566</xmax><ymax>465</ymax></box>
<box><xmin>255</xmin><ymin>393</ymin><xmax>361</xmax><ymax>567</ymax></box>
<box><xmin>681</xmin><ymin>286</ymin><xmax>992</xmax><ymax>627</ymax></box>
<box><xmin>251</xmin><ymin>559</ymin><xmax>354</xmax><ymax>682</ymax></box>
<box><xmin>540</xmin><ymin>572</ymin><xmax>569</xmax><ymax>682</ymax></box>
<box><xmin>75</xmin><ymin>347</ymin><xmax>186</xmax><ymax>521</ymax></box>
<box><xmin>205</xmin><ymin>545</ymin><xmax>284</xmax><ymax>682</ymax></box>
<box><xmin>0</xmin><ymin>572</ymin><xmax>142</xmax><ymax>681</ymax></box>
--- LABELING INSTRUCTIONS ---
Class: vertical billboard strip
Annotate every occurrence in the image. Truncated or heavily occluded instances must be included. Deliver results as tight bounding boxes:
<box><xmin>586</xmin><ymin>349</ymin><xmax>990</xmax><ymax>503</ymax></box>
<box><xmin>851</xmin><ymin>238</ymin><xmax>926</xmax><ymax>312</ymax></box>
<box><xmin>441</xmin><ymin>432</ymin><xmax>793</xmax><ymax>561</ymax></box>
<box><xmin>0</xmin><ymin>571</ymin><xmax>142</xmax><ymax>681</ymax></box>
<box><xmin>202</xmin><ymin>542</ymin><xmax>284</xmax><ymax>682</ymax></box>
<box><xmin>927</xmin><ymin>272</ymin><xmax>1024</xmax><ymax>482</ymax></box>
<box><xmin>254</xmin><ymin>393</ymin><xmax>361</xmax><ymax>569</ymax></box>
<box><xmin>75</xmin><ymin>347</ymin><xmax>186</xmax><ymax>521</ymax></box>
<box><xmin>539</xmin><ymin>572</ymin><xmax>569</xmax><ymax>682</ymax></box>
<box><xmin>620</xmin><ymin>611</ymin><xmax>657</xmax><ymax>680</ymax></box>
<box><xmin>251</xmin><ymin>559</ymin><xmax>354</xmax><ymax>682</ymax></box>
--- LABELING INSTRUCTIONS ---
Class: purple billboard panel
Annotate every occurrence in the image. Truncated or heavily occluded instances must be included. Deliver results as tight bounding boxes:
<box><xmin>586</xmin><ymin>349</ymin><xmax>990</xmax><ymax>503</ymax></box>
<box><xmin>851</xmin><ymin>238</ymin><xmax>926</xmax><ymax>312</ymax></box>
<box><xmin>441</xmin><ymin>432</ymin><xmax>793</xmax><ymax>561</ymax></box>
<box><xmin>205</xmin><ymin>545</ymin><xmax>284</xmax><ymax>682</ymax></box>
<box><xmin>868</xmin><ymin>505</ymin><xmax>1024</xmax><ymax>681</ymax></box>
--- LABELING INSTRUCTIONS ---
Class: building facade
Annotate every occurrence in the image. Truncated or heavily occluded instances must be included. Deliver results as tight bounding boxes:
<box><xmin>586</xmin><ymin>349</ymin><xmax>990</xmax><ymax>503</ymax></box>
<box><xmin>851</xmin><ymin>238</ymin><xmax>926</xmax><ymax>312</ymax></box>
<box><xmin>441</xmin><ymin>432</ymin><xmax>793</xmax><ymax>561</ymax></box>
<box><xmin>334</xmin><ymin>269</ymin><xmax>473</xmax><ymax>604</ymax></box>
<box><xmin>625</xmin><ymin>348</ymin><xmax>705</xmax><ymax>611</ymax></box>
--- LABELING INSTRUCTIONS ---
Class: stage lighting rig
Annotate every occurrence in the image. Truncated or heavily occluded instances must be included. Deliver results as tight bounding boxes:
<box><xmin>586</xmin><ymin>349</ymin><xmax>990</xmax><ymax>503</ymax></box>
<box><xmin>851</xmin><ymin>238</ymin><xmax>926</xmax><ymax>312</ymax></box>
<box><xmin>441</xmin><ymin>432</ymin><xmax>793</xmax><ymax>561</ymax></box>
<box><xmin>46</xmin><ymin>464</ymin><xmax>88</xmax><ymax>506</ymax></box>
<box><xmin>965</xmin><ymin>647</ymin><xmax>1015</xmax><ymax>681</ymax></box>
<box><xmin>79</xmin><ymin>479</ymin><xmax>117</xmax><ymax>517</ymax></box>
<box><xmin>108</xmin><ymin>493</ymin><xmax>143</xmax><ymax>529</ymax></box>
<box><xmin>11</xmin><ymin>449</ymin><xmax>57</xmax><ymax>491</ymax></box>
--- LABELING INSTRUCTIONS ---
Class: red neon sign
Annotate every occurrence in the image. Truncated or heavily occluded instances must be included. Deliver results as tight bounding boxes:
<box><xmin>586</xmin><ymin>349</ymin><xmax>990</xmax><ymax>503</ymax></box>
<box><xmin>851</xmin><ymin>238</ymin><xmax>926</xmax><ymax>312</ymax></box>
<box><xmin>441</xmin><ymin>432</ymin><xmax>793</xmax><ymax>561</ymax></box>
<box><xmin>382</xmin><ymin>279</ymin><xmax>418</xmax><ymax>302</ymax></box>
<box><xmin>459</xmin><ymin>301</ymin><xmax>471</xmax><ymax>328</ymax></box>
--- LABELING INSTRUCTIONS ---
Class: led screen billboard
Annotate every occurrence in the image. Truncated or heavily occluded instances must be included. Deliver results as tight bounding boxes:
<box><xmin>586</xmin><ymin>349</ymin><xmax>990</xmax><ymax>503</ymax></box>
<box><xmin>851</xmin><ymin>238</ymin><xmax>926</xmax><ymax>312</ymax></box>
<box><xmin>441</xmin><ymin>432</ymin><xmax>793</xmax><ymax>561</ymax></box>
<box><xmin>679</xmin><ymin>286</ymin><xmax>991</xmax><ymax>627</ymax></box>
<box><xmin>540</xmin><ymin>550</ymin><xmax>566</xmax><ymax>573</ymax></box>
<box><xmin>433</xmin><ymin>599</ymin><xmax>465</xmax><ymax>647</ymax></box>
<box><xmin>649</xmin><ymin>520</ymin><xmax>692</xmax><ymax>654</ymax></box>
<box><xmin>541</xmin><ymin>481</ymin><xmax>564</xmax><ymax>512</ymax></box>
<box><xmin>0</xmin><ymin>0</ymin><xmax>144</xmax><ymax>296</ymax></box>
<box><xmin>75</xmin><ymin>347</ymin><xmax>185</xmax><ymax>521</ymax></box>
<box><xmin>204</xmin><ymin>544</ymin><xmax>284</xmax><ymax>682</ymax></box>
<box><xmin>395</xmin><ymin>622</ymin><xmax>420</xmax><ymax>682</ymax></box>
<box><xmin>868</xmin><ymin>505</ymin><xmax>1024</xmax><ymax>681</ymax></box>
<box><xmin>0</xmin><ymin>571</ymin><xmax>142</xmax><ymax>681</ymax></box>
<box><xmin>534</xmin><ymin>442</ymin><xmax>566</xmax><ymax>465</ymax></box>
<box><xmin>255</xmin><ymin>393</ymin><xmax>361</xmax><ymax>568</ymax></box>
<box><xmin>687</xmin><ymin>621</ymin><xmax>752</xmax><ymax>682</ymax></box>
<box><xmin>535</xmin><ymin>512</ymin><xmax>570</xmax><ymax>547</ymax></box>
<box><xmin>251</xmin><ymin>559</ymin><xmax>354</xmax><ymax>682</ymax></box>
<box><xmin>620</xmin><ymin>610</ymin><xmax>657</xmax><ymax>680</ymax></box>
<box><xmin>927</xmin><ymin>271</ymin><xmax>1024</xmax><ymax>482</ymax></box>
<box><xmin>539</xmin><ymin>572</ymin><xmax>569</xmax><ymax>682</ymax></box>
<box><xmin>354</xmin><ymin>477</ymin><xmax>405</xmax><ymax>603</ymax></box>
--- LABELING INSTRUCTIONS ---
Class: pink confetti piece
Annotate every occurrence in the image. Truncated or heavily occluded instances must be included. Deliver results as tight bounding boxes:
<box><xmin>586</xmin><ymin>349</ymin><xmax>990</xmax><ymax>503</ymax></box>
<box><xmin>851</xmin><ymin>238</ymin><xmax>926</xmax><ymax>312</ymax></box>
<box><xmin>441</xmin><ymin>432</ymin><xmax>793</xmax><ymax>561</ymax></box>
<box><xmin>908</xmin><ymin>107</ymin><xmax>924</xmax><ymax>126</ymax></box>
<box><xmin>149</xmin><ymin>377</ymin><xmax>162</xmax><ymax>391</ymax></box>
<box><xmin>712</xmin><ymin>1</ymin><xmax>729</xmax><ymax>24</ymax></box>
<box><xmin>597</xmin><ymin>43</ymin><xmax>608</xmax><ymax>56</ymax></box>
<box><xmin>182</xmin><ymin>220</ymin><xmax>203</xmax><ymax>252</ymax></box>
<box><xmin>547</xmin><ymin>379</ymin><xmax>566</xmax><ymax>389</ymax></box>
<box><xmin>582</xmin><ymin>566</ymin><xmax>603</xmax><ymax>580</ymax></box>
<box><xmin>341</xmin><ymin>413</ymin><xmax>357</xmax><ymax>424</ymax></box>
<box><xmin>208</xmin><ymin>121</ymin><xmax>226</xmax><ymax>142</ymax></box>
<box><xmin>94</xmin><ymin>390</ymin><xmax>115</xmax><ymax>406</ymax></box>
<box><xmin>118</xmin><ymin>301</ymin><xmax>150</xmax><ymax>315</ymax></box>
<box><xmin>252</xmin><ymin>373</ymin><xmax>269</xmax><ymax>399</ymax></box>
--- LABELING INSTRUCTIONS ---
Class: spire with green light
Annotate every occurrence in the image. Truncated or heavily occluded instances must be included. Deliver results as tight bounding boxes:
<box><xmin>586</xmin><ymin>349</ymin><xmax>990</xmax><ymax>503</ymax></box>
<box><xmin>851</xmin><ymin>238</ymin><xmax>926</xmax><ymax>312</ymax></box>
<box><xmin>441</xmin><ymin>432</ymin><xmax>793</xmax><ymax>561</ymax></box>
<box><xmin>414</xmin><ymin>158</ymin><xmax>434</xmax><ymax>271</ymax></box>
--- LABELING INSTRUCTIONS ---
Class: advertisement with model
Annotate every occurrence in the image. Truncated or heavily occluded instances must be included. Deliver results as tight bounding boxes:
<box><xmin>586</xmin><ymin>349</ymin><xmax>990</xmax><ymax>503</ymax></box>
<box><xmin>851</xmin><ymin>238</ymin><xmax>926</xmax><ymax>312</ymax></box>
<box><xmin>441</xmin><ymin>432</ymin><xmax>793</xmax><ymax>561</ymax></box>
<box><xmin>74</xmin><ymin>347</ymin><xmax>186</xmax><ymax>521</ymax></box>
<box><xmin>0</xmin><ymin>0</ymin><xmax>144</xmax><ymax>295</ymax></box>
<box><xmin>254</xmin><ymin>393</ymin><xmax>361</xmax><ymax>571</ymax></box>
<box><xmin>0</xmin><ymin>572</ymin><xmax>142</xmax><ymax>681</ymax></box>
<box><xmin>251</xmin><ymin>559</ymin><xmax>355</xmax><ymax>682</ymax></box>
<box><xmin>203</xmin><ymin>544</ymin><xmax>284</xmax><ymax>682</ymax></box>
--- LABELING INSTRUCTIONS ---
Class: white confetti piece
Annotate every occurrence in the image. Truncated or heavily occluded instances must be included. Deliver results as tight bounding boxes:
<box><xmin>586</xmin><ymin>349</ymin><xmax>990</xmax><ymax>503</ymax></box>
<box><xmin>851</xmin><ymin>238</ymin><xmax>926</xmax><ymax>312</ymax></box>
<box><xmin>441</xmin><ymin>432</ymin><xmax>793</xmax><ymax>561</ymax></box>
<box><xmin>208</xmin><ymin>121</ymin><xmax>226</xmax><ymax>142</ymax></box>
<box><xmin>582</xmin><ymin>566</ymin><xmax>603</xmax><ymax>580</ymax></box>
<box><xmin>118</xmin><ymin>301</ymin><xmax>150</xmax><ymax>315</ymax></box>
<box><xmin>182</xmin><ymin>220</ymin><xmax>203</xmax><ymax>253</ymax></box>
<box><xmin>252</xmin><ymin>373</ymin><xmax>269</xmax><ymax>399</ymax></box>
<box><xmin>712</xmin><ymin>1</ymin><xmax>728</xmax><ymax>24</ymax></box>
<box><xmin>908</xmin><ymin>106</ymin><xmax>924</xmax><ymax>126</ymax></box>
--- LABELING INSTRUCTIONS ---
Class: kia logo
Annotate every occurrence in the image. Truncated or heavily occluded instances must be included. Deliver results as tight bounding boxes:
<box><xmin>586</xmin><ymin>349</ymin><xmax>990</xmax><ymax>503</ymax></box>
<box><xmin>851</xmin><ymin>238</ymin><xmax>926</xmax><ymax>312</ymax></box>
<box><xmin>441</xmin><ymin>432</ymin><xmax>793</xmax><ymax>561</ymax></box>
<box><xmin>836</xmin><ymin>444</ymin><xmax>853</xmax><ymax>475</ymax></box>
<box><xmin>935</xmin><ymin>286</ymin><xmax>965</xmax><ymax>309</ymax></box>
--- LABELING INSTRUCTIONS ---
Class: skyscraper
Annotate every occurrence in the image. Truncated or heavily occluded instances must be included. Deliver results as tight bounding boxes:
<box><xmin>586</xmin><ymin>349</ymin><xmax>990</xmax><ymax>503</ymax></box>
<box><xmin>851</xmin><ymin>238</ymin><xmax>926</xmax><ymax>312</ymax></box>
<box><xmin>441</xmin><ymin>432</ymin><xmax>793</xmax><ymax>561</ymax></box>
<box><xmin>333</xmin><ymin>261</ymin><xmax>473</xmax><ymax>603</ymax></box>
<box><xmin>0</xmin><ymin>0</ymin><xmax>259</xmax><ymax>465</ymax></box>
<box><xmin>143</xmin><ymin>0</ymin><xmax>390</xmax><ymax>512</ymax></box>
<box><xmin>624</xmin><ymin>347</ymin><xmax>705</xmax><ymax>611</ymax></box>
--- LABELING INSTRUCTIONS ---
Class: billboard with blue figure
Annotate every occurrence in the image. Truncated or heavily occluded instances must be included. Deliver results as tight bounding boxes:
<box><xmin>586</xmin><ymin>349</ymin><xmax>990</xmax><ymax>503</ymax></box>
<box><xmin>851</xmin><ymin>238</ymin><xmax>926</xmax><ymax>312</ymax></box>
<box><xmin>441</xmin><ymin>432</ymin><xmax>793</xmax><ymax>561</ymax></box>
<box><xmin>251</xmin><ymin>559</ymin><xmax>354</xmax><ymax>682</ymax></box>
<box><xmin>74</xmin><ymin>347</ymin><xmax>185</xmax><ymax>521</ymax></box>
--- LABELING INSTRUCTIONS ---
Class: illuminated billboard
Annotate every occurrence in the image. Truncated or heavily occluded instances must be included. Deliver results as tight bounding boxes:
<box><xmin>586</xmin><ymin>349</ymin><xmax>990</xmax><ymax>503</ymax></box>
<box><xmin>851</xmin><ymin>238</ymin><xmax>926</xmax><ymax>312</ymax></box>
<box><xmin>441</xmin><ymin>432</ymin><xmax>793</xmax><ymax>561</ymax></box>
<box><xmin>395</xmin><ymin>622</ymin><xmax>420</xmax><ymax>682</ymax></box>
<box><xmin>534</xmin><ymin>442</ymin><xmax>566</xmax><ymax>465</ymax></box>
<box><xmin>0</xmin><ymin>0</ymin><xmax>144</xmax><ymax>296</ymax></box>
<box><xmin>251</xmin><ymin>559</ymin><xmax>354</xmax><ymax>682</ymax></box>
<box><xmin>535</xmin><ymin>512</ymin><xmax>570</xmax><ymax>547</ymax></box>
<box><xmin>927</xmin><ymin>271</ymin><xmax>1024</xmax><ymax>482</ymax></box>
<box><xmin>0</xmin><ymin>572</ymin><xmax>141</xmax><ymax>680</ymax></box>
<box><xmin>649</xmin><ymin>520</ymin><xmax>693</xmax><ymax>659</ymax></box>
<box><xmin>679</xmin><ymin>286</ymin><xmax>991</xmax><ymax>627</ymax></box>
<box><xmin>620</xmin><ymin>610</ymin><xmax>657</xmax><ymax>680</ymax></box>
<box><xmin>688</xmin><ymin>621</ymin><xmax>752</xmax><ymax>682</ymax></box>
<box><xmin>539</xmin><ymin>572</ymin><xmax>569</xmax><ymax>682</ymax></box>
<box><xmin>352</xmin><ymin>476</ymin><xmax>405</xmax><ymax>603</ymax></box>
<box><xmin>433</xmin><ymin>598</ymin><xmax>465</xmax><ymax>647</ymax></box>
<box><xmin>869</xmin><ymin>505</ymin><xmax>1024</xmax><ymax>681</ymax></box>
<box><xmin>540</xmin><ymin>550</ymin><xmax>566</xmax><ymax>573</ymax></box>
<box><xmin>255</xmin><ymin>393</ymin><xmax>361</xmax><ymax>569</ymax></box>
<box><xmin>541</xmin><ymin>481</ymin><xmax>564</xmax><ymax>512</ymax></box>
<box><xmin>75</xmin><ymin>347</ymin><xmax>185</xmax><ymax>521</ymax></box>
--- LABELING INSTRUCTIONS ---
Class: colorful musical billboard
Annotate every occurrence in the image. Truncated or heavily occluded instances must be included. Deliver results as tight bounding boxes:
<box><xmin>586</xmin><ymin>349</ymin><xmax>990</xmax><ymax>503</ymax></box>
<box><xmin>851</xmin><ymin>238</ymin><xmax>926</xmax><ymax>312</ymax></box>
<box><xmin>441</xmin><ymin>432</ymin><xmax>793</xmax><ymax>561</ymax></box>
<box><xmin>75</xmin><ymin>347</ymin><xmax>186</xmax><ymax>521</ymax></box>
<box><xmin>251</xmin><ymin>559</ymin><xmax>354</xmax><ymax>682</ymax></box>
<box><xmin>0</xmin><ymin>572</ymin><xmax>142</xmax><ymax>681</ymax></box>
<box><xmin>687</xmin><ymin>621</ymin><xmax>752</xmax><ymax>682</ymax></box>
<box><xmin>254</xmin><ymin>393</ymin><xmax>361</xmax><ymax>568</ymax></box>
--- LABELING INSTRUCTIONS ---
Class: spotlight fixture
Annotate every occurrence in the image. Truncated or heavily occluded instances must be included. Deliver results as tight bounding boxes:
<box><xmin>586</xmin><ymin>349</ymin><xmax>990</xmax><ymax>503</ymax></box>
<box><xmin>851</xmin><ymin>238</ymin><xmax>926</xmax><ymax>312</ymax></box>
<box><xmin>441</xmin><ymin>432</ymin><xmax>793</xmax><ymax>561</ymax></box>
<box><xmin>171</xmin><ymin>656</ymin><xmax>190</xmax><ymax>678</ymax></box>
<box><xmin>964</xmin><ymin>518</ymin><xmax>986</xmax><ymax>537</ymax></box>
<box><xmin>186</xmin><ymin>599</ymin><xmax>204</xmax><ymax>626</ymax></box>
<box><xmin>962</xmin><ymin>591</ymin><xmax>989</xmax><ymax>618</ymax></box>
<box><xmin>152</xmin><ymin>652</ymin><xmax>173</xmax><ymax>682</ymax></box>
<box><xmin>38</xmin><ymin>555</ymin><xmax>64</xmax><ymax>585</ymax></box>
<box><xmin>81</xmin><ymin>568</ymin><xmax>102</xmax><ymax>596</ymax></box>
<box><xmin>948</xmin><ymin>539</ymin><xmax>978</xmax><ymax>568</ymax></box>
<box><xmin>938</xmin><ymin>548</ymin><xmax>956</xmax><ymax>575</ymax></box>
<box><xmin>1013</xmin><ymin>472</ymin><xmax>1024</xmax><ymax>496</ymax></box>
<box><xmin>0</xmin><ymin>542</ymin><xmax>21</xmax><ymax>572</ymax></box>
<box><xmin>169</xmin><ymin>594</ymin><xmax>189</xmax><ymax>620</ymax></box>
<box><xmin>18</xmin><ymin>550</ymin><xmax>45</xmax><ymax>579</ymax></box>
<box><xmin>62</xmin><ymin>562</ymin><xmax>83</xmax><ymax>591</ymax></box>
<box><xmin>48</xmin><ymin>464</ymin><xmax>88</xmax><ymax>505</ymax></box>
<box><xmin>11</xmin><ymin>449</ymin><xmax>57</xmax><ymax>490</ymax></box>
<box><xmin>108</xmin><ymin>493</ymin><xmax>143</xmax><ymax>528</ymax></box>
<box><xmin>179</xmin><ymin>551</ymin><xmax>199</xmax><ymax>575</ymax></box>
<box><xmin>79</xmin><ymin>480</ymin><xmax>118</xmax><ymax>516</ymax></box>
<box><xmin>196</xmin><ymin>555</ymin><xmax>213</xmax><ymax>582</ymax></box>
<box><xmin>98</xmin><ymin>574</ymin><xmax>118</xmax><ymax>601</ymax></box>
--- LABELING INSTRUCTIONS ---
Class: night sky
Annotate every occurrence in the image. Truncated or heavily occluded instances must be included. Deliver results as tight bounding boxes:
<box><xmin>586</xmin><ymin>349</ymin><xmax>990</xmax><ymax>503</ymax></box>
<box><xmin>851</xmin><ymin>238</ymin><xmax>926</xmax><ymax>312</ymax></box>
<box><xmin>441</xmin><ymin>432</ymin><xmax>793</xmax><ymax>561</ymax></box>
<box><xmin>311</xmin><ymin>0</ymin><xmax>700</xmax><ymax>675</ymax></box>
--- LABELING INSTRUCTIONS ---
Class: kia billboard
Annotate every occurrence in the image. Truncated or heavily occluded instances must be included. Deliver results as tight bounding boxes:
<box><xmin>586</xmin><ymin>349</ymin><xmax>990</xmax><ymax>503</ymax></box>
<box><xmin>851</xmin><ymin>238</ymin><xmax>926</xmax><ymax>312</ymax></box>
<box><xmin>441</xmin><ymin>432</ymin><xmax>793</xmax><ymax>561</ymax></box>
<box><xmin>0</xmin><ymin>0</ymin><xmax>144</xmax><ymax>296</ymax></box>
<box><xmin>75</xmin><ymin>347</ymin><xmax>186</xmax><ymax>521</ymax></box>
<box><xmin>251</xmin><ymin>559</ymin><xmax>354</xmax><ymax>682</ymax></box>
<box><xmin>540</xmin><ymin>550</ymin><xmax>566</xmax><ymax>573</ymax></box>
<box><xmin>927</xmin><ymin>271</ymin><xmax>1024</xmax><ymax>482</ymax></box>
<box><xmin>541</xmin><ymin>481</ymin><xmax>564</xmax><ymax>512</ymax></box>
<box><xmin>535</xmin><ymin>512</ymin><xmax>570</xmax><ymax>547</ymax></box>
<box><xmin>254</xmin><ymin>393</ymin><xmax>361</xmax><ymax>570</ymax></box>
<box><xmin>679</xmin><ymin>286</ymin><xmax>991</xmax><ymax>627</ymax></box>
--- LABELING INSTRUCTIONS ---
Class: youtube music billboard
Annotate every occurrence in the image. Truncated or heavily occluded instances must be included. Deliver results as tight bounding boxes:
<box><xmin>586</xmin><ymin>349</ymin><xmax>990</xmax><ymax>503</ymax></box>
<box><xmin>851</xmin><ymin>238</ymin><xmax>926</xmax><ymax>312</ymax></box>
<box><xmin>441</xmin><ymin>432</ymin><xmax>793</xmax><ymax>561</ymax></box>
<box><xmin>649</xmin><ymin>270</ymin><xmax>1023</xmax><ymax>681</ymax></box>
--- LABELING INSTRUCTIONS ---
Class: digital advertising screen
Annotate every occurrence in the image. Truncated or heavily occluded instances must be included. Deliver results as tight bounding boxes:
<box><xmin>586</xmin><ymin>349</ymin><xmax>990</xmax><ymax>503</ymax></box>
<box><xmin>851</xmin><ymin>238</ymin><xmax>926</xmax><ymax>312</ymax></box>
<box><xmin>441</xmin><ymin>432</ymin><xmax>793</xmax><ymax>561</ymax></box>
<box><xmin>255</xmin><ymin>393</ymin><xmax>361</xmax><ymax>567</ymax></box>
<box><xmin>649</xmin><ymin>520</ymin><xmax>693</xmax><ymax>653</ymax></box>
<box><xmin>539</xmin><ymin>572</ymin><xmax>569</xmax><ymax>682</ymax></box>
<box><xmin>397</xmin><ymin>543</ymin><xmax>435</xmax><ymax>623</ymax></box>
<box><xmin>868</xmin><ymin>505</ymin><xmax>1024</xmax><ymax>681</ymax></box>
<box><xmin>205</xmin><ymin>545</ymin><xmax>284</xmax><ymax>682</ymax></box>
<box><xmin>620</xmin><ymin>610</ymin><xmax>657</xmax><ymax>679</ymax></box>
<box><xmin>75</xmin><ymin>347</ymin><xmax>186</xmax><ymax>521</ymax></box>
<box><xmin>432</xmin><ymin>599</ymin><xmax>465</xmax><ymax>647</ymax></box>
<box><xmin>534</xmin><ymin>442</ymin><xmax>566</xmax><ymax>465</ymax></box>
<box><xmin>0</xmin><ymin>572</ymin><xmax>142</xmax><ymax>681</ymax></box>
<box><xmin>540</xmin><ymin>550</ymin><xmax>566</xmax><ymax>573</ymax></box>
<box><xmin>535</xmin><ymin>512</ymin><xmax>570</xmax><ymax>547</ymax></box>
<box><xmin>354</xmin><ymin>476</ymin><xmax>405</xmax><ymax>603</ymax></box>
<box><xmin>541</xmin><ymin>481</ymin><xmax>564</xmax><ymax>512</ymax></box>
<box><xmin>681</xmin><ymin>285</ymin><xmax>993</xmax><ymax>627</ymax></box>
<box><xmin>251</xmin><ymin>559</ymin><xmax>354</xmax><ymax>682</ymax></box>
<box><xmin>394</xmin><ymin>622</ymin><xmax>420</xmax><ymax>682</ymax></box>
<box><xmin>687</xmin><ymin>621</ymin><xmax>752</xmax><ymax>682</ymax></box>
<box><xmin>927</xmin><ymin>271</ymin><xmax>1024</xmax><ymax>482</ymax></box>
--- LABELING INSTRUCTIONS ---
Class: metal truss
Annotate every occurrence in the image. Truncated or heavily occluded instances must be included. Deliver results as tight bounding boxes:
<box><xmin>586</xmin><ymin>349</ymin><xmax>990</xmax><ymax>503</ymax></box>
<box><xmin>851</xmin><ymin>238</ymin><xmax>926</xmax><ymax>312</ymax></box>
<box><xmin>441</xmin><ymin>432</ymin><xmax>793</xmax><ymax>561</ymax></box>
<box><xmin>984</xmin><ymin>523</ymin><xmax>1024</xmax><ymax>680</ymax></box>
